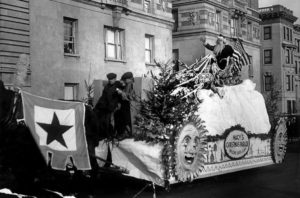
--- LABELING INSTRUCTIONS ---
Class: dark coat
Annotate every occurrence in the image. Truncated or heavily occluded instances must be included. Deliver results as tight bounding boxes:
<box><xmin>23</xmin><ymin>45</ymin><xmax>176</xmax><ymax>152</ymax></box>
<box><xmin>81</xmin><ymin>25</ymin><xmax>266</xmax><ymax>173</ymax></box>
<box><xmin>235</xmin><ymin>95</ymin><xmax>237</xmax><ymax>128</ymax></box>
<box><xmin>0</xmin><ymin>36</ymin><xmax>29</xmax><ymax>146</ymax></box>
<box><xmin>93</xmin><ymin>82</ymin><xmax>122</xmax><ymax>139</ymax></box>
<box><xmin>0</xmin><ymin>82</ymin><xmax>15</xmax><ymax>128</ymax></box>
<box><xmin>94</xmin><ymin>82</ymin><xmax>121</xmax><ymax>114</ymax></box>
<box><xmin>114</xmin><ymin>81</ymin><xmax>135</xmax><ymax>137</ymax></box>
<box><xmin>204</xmin><ymin>43</ymin><xmax>234</xmax><ymax>70</ymax></box>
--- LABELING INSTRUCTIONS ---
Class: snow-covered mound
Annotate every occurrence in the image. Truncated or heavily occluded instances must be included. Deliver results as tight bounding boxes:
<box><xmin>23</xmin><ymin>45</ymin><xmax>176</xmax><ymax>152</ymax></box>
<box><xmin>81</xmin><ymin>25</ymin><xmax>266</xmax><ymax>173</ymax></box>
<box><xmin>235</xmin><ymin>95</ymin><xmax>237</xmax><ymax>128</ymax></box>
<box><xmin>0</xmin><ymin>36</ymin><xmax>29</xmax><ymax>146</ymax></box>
<box><xmin>196</xmin><ymin>79</ymin><xmax>271</xmax><ymax>136</ymax></box>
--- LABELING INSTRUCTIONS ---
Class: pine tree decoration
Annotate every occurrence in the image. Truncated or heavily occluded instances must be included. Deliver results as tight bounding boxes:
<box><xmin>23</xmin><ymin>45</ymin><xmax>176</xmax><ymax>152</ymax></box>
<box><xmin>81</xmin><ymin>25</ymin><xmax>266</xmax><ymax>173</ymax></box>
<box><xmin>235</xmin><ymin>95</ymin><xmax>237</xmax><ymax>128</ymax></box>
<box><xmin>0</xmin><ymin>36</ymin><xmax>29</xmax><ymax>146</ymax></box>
<box><xmin>134</xmin><ymin>62</ymin><xmax>198</xmax><ymax>143</ymax></box>
<box><xmin>264</xmin><ymin>81</ymin><xmax>281</xmax><ymax>127</ymax></box>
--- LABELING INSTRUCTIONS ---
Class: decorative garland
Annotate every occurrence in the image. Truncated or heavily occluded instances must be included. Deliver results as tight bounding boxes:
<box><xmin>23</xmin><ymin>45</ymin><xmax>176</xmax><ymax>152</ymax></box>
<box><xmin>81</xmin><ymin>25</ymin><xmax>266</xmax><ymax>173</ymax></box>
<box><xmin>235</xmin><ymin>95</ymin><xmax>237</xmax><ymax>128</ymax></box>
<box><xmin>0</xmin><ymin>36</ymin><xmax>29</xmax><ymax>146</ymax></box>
<box><xmin>206</xmin><ymin>125</ymin><xmax>271</xmax><ymax>142</ymax></box>
<box><xmin>271</xmin><ymin>117</ymin><xmax>288</xmax><ymax>164</ymax></box>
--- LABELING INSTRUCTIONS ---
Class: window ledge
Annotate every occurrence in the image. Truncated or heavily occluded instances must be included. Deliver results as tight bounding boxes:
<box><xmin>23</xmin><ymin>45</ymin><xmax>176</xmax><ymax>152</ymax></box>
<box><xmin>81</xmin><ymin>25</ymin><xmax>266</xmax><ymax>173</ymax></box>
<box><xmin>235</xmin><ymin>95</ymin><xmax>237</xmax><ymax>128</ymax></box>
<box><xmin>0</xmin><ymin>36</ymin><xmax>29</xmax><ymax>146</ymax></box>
<box><xmin>146</xmin><ymin>62</ymin><xmax>157</xmax><ymax>67</ymax></box>
<box><xmin>64</xmin><ymin>53</ymin><xmax>80</xmax><ymax>58</ymax></box>
<box><xmin>105</xmin><ymin>58</ymin><xmax>126</xmax><ymax>63</ymax></box>
<box><xmin>283</xmin><ymin>64</ymin><xmax>296</xmax><ymax>67</ymax></box>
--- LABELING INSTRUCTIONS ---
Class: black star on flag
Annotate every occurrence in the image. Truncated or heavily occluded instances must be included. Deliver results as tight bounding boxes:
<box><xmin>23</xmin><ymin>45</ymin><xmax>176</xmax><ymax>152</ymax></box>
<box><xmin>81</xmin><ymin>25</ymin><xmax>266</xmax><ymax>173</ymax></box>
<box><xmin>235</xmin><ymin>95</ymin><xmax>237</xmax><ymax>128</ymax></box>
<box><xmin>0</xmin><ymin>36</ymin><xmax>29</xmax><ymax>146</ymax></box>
<box><xmin>37</xmin><ymin>112</ymin><xmax>73</xmax><ymax>148</ymax></box>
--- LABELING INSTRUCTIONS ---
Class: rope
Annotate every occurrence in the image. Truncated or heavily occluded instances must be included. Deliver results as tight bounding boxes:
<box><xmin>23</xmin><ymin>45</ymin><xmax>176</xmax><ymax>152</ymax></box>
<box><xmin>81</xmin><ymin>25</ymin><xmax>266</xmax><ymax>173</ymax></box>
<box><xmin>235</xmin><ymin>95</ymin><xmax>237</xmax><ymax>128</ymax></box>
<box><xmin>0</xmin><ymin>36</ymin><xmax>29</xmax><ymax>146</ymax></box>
<box><xmin>132</xmin><ymin>183</ymin><xmax>151</xmax><ymax>198</ymax></box>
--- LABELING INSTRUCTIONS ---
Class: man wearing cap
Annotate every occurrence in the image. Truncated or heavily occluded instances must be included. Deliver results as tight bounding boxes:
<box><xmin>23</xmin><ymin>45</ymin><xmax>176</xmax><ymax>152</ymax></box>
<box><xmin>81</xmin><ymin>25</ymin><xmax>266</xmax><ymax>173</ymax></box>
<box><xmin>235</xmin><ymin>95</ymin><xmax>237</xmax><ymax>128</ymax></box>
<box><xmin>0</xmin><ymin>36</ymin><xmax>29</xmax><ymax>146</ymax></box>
<box><xmin>200</xmin><ymin>34</ymin><xmax>234</xmax><ymax>70</ymax></box>
<box><xmin>114</xmin><ymin>72</ymin><xmax>135</xmax><ymax>139</ymax></box>
<box><xmin>94</xmin><ymin>73</ymin><xmax>121</xmax><ymax>140</ymax></box>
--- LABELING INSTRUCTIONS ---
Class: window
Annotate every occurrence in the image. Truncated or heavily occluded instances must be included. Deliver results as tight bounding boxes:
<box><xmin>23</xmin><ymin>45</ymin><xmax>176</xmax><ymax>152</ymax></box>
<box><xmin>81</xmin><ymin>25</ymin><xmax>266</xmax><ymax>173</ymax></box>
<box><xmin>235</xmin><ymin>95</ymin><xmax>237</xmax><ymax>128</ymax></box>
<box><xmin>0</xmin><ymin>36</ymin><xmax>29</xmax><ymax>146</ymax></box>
<box><xmin>285</xmin><ymin>48</ymin><xmax>293</xmax><ymax>64</ymax></box>
<box><xmin>172</xmin><ymin>49</ymin><xmax>179</xmax><ymax>62</ymax></box>
<box><xmin>264</xmin><ymin>26</ymin><xmax>271</xmax><ymax>40</ymax></box>
<box><xmin>284</xmin><ymin>26</ymin><xmax>293</xmax><ymax>42</ymax></box>
<box><xmin>293</xmin><ymin>100</ymin><xmax>297</xmax><ymax>113</ymax></box>
<box><xmin>208</xmin><ymin>12</ymin><xmax>215</xmax><ymax>26</ymax></box>
<box><xmin>230</xmin><ymin>18</ymin><xmax>238</xmax><ymax>37</ymax></box>
<box><xmin>253</xmin><ymin>26</ymin><xmax>260</xmax><ymax>39</ymax></box>
<box><xmin>145</xmin><ymin>35</ymin><xmax>154</xmax><ymax>63</ymax></box>
<box><xmin>144</xmin><ymin>0</ymin><xmax>151</xmax><ymax>13</ymax></box>
<box><xmin>287</xmin><ymin>100</ymin><xmax>292</xmax><ymax>114</ymax></box>
<box><xmin>292</xmin><ymin>75</ymin><xmax>294</xmax><ymax>91</ymax></box>
<box><xmin>215</xmin><ymin>11</ymin><xmax>221</xmax><ymax>32</ymax></box>
<box><xmin>264</xmin><ymin>49</ymin><xmax>272</xmax><ymax>64</ymax></box>
<box><xmin>248</xmin><ymin>55</ymin><xmax>253</xmax><ymax>78</ymax></box>
<box><xmin>64</xmin><ymin>83</ymin><xmax>78</xmax><ymax>100</ymax></box>
<box><xmin>287</xmin><ymin>100</ymin><xmax>296</xmax><ymax>114</ymax></box>
<box><xmin>264</xmin><ymin>75</ymin><xmax>273</xmax><ymax>91</ymax></box>
<box><xmin>247</xmin><ymin>22</ymin><xmax>252</xmax><ymax>40</ymax></box>
<box><xmin>64</xmin><ymin>17</ymin><xmax>78</xmax><ymax>54</ymax></box>
<box><xmin>296</xmin><ymin>61</ymin><xmax>298</xmax><ymax>74</ymax></box>
<box><xmin>172</xmin><ymin>49</ymin><xmax>179</xmax><ymax>71</ymax></box>
<box><xmin>286</xmin><ymin>75</ymin><xmax>291</xmax><ymax>91</ymax></box>
<box><xmin>172</xmin><ymin>9</ymin><xmax>178</xmax><ymax>32</ymax></box>
<box><xmin>104</xmin><ymin>27</ymin><xmax>124</xmax><ymax>60</ymax></box>
<box><xmin>297</xmin><ymin>39</ymin><xmax>300</xmax><ymax>53</ymax></box>
<box><xmin>286</xmin><ymin>49</ymin><xmax>291</xmax><ymax>64</ymax></box>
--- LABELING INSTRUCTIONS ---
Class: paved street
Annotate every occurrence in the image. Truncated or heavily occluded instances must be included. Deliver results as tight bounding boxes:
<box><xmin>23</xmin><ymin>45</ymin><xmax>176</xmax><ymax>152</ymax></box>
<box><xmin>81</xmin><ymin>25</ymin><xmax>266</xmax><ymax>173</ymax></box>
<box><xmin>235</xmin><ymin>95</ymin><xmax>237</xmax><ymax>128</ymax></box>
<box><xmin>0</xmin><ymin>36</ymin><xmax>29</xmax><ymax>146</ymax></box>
<box><xmin>81</xmin><ymin>141</ymin><xmax>300</xmax><ymax>198</ymax></box>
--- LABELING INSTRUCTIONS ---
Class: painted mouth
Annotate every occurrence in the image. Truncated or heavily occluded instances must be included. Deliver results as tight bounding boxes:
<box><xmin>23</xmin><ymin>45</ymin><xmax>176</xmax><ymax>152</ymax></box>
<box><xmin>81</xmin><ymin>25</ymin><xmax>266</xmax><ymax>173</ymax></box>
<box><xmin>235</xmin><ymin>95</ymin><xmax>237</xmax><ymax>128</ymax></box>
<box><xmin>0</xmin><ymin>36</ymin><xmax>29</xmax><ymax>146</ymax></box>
<box><xmin>184</xmin><ymin>153</ymin><xmax>195</xmax><ymax>164</ymax></box>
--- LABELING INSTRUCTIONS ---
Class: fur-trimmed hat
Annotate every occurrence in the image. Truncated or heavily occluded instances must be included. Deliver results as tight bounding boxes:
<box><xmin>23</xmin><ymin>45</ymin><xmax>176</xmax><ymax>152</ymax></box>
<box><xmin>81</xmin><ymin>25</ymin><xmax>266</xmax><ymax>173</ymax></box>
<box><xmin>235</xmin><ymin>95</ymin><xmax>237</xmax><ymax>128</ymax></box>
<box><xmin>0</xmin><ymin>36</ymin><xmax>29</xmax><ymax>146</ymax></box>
<box><xmin>217</xmin><ymin>34</ymin><xmax>226</xmax><ymax>44</ymax></box>
<box><xmin>121</xmin><ymin>72</ymin><xmax>134</xmax><ymax>81</ymax></box>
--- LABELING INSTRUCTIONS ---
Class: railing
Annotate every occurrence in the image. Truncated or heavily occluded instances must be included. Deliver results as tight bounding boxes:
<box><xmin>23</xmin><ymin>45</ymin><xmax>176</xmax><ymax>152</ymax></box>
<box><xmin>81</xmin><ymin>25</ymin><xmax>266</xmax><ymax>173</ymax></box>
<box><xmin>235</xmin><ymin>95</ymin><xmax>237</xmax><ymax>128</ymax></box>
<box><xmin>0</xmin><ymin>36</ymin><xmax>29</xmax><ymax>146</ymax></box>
<box><xmin>259</xmin><ymin>6</ymin><xmax>273</xmax><ymax>13</ymax></box>
<box><xmin>227</xmin><ymin>0</ymin><xmax>247</xmax><ymax>10</ymax></box>
<box><xmin>259</xmin><ymin>5</ymin><xmax>294</xmax><ymax>15</ymax></box>
<box><xmin>234</xmin><ymin>0</ymin><xmax>246</xmax><ymax>9</ymax></box>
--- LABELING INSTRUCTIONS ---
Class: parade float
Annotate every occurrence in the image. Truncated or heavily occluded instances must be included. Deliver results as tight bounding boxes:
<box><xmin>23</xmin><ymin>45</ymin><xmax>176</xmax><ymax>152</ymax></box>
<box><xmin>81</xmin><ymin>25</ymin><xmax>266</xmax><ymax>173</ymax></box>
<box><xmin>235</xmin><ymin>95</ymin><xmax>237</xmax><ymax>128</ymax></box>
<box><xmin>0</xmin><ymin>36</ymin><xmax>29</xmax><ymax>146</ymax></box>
<box><xmin>95</xmin><ymin>50</ymin><xmax>288</xmax><ymax>187</ymax></box>
<box><xmin>0</xmin><ymin>39</ymin><xmax>288</xmax><ymax>196</ymax></box>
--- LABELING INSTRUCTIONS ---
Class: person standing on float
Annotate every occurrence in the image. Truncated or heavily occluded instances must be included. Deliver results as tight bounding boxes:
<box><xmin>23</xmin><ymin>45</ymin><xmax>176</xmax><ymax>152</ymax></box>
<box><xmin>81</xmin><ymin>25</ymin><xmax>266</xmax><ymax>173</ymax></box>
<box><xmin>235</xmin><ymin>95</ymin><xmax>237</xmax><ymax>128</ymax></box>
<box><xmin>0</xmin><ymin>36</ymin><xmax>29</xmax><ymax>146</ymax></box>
<box><xmin>94</xmin><ymin>73</ymin><xmax>121</xmax><ymax>140</ymax></box>
<box><xmin>115</xmin><ymin>72</ymin><xmax>135</xmax><ymax>139</ymax></box>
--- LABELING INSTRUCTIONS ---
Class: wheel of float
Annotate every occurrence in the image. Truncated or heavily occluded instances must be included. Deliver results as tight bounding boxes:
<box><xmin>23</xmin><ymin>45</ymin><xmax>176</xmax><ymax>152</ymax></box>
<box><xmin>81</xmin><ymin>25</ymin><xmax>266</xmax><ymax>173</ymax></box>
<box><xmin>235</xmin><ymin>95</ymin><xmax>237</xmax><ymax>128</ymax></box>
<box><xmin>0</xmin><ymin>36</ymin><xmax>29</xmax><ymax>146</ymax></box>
<box><xmin>174</xmin><ymin>122</ymin><xmax>207</xmax><ymax>182</ymax></box>
<box><xmin>271</xmin><ymin>118</ymin><xmax>288</xmax><ymax>164</ymax></box>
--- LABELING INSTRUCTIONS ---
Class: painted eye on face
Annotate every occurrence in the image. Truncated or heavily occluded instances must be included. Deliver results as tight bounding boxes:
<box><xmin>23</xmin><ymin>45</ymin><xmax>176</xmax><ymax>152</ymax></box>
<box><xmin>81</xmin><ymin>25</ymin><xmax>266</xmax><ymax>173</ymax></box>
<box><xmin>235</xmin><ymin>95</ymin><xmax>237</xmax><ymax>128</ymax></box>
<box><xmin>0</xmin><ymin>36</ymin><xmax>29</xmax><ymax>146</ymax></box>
<box><xmin>194</xmin><ymin>137</ymin><xmax>200</xmax><ymax>149</ymax></box>
<box><xmin>183</xmin><ymin>136</ymin><xmax>191</xmax><ymax>148</ymax></box>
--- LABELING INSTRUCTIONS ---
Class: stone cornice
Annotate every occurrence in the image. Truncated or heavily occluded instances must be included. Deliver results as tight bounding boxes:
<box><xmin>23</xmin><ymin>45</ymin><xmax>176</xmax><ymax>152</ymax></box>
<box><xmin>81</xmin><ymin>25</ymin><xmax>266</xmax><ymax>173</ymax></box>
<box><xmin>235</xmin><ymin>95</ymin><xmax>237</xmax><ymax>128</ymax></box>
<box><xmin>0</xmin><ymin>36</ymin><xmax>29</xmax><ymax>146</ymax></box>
<box><xmin>246</xmin><ymin>14</ymin><xmax>261</xmax><ymax>23</ymax></box>
<box><xmin>129</xmin><ymin>9</ymin><xmax>174</xmax><ymax>27</ymax></box>
<box><xmin>173</xmin><ymin>0</ymin><xmax>229</xmax><ymax>11</ymax></box>
<box><xmin>282</xmin><ymin>42</ymin><xmax>297</xmax><ymax>49</ymax></box>
<box><xmin>173</xmin><ymin>30</ymin><xmax>261</xmax><ymax>48</ymax></box>
<box><xmin>173</xmin><ymin>0</ymin><xmax>260</xmax><ymax>23</ymax></box>
<box><xmin>70</xmin><ymin>0</ymin><xmax>173</xmax><ymax>26</ymax></box>
<box><xmin>72</xmin><ymin>0</ymin><xmax>128</xmax><ymax>9</ymax></box>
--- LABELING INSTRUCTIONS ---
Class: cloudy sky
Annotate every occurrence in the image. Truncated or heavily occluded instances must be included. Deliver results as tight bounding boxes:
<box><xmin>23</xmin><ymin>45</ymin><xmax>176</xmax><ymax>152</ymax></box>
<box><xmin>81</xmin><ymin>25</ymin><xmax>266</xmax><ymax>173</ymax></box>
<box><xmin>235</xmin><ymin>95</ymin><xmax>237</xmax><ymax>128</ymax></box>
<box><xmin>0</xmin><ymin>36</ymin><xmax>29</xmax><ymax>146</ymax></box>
<box><xmin>258</xmin><ymin>0</ymin><xmax>300</xmax><ymax>23</ymax></box>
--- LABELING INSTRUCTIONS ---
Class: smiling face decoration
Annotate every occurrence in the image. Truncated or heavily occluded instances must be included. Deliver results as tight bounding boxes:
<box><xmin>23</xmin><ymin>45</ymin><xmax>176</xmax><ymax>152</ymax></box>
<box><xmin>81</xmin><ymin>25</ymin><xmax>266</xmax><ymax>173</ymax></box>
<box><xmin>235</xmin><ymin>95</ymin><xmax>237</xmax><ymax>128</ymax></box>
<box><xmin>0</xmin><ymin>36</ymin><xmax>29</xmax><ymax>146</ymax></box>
<box><xmin>175</xmin><ymin>123</ymin><xmax>207</xmax><ymax>182</ymax></box>
<box><xmin>181</xmin><ymin>133</ymin><xmax>200</xmax><ymax>165</ymax></box>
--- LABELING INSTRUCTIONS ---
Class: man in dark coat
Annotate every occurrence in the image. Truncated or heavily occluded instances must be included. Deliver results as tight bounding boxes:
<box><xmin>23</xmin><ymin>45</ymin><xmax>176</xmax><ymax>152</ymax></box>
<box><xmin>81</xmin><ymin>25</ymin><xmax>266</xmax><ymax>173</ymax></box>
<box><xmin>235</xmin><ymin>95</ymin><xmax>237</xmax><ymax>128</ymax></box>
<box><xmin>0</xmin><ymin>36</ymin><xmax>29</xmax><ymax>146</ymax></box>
<box><xmin>115</xmin><ymin>72</ymin><xmax>135</xmax><ymax>140</ymax></box>
<box><xmin>200</xmin><ymin>34</ymin><xmax>234</xmax><ymax>70</ymax></box>
<box><xmin>0</xmin><ymin>80</ymin><xmax>15</xmax><ymax>130</ymax></box>
<box><xmin>94</xmin><ymin>73</ymin><xmax>121</xmax><ymax>140</ymax></box>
